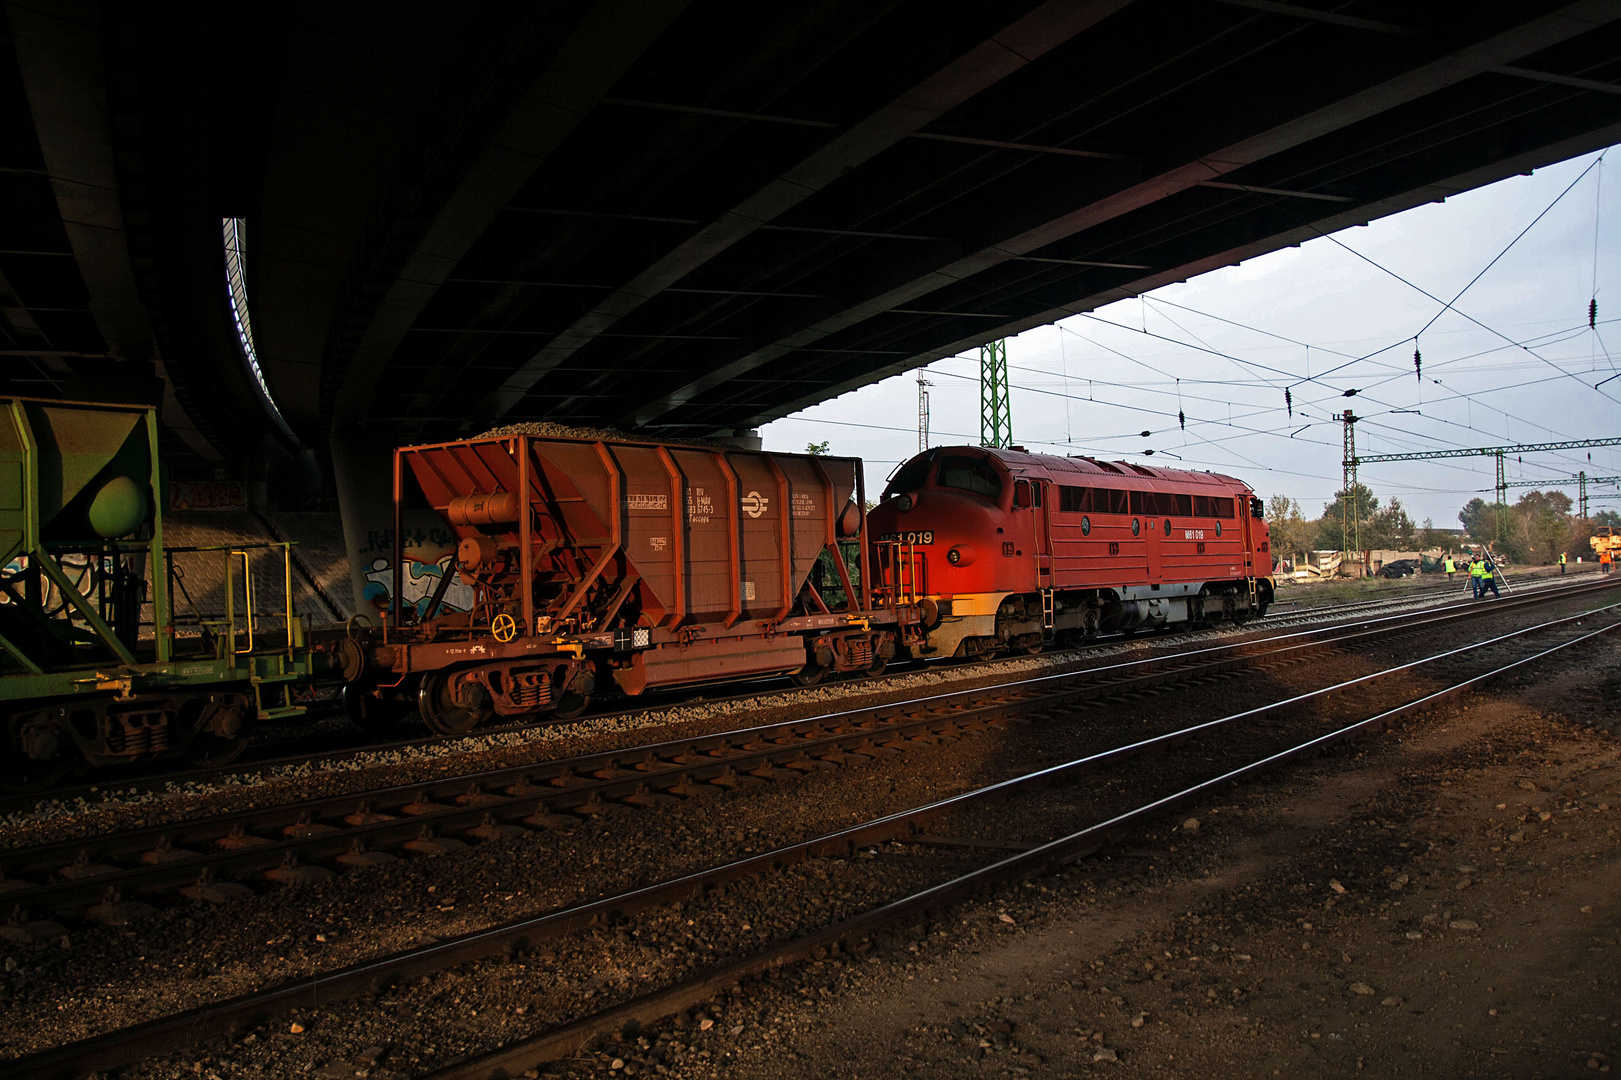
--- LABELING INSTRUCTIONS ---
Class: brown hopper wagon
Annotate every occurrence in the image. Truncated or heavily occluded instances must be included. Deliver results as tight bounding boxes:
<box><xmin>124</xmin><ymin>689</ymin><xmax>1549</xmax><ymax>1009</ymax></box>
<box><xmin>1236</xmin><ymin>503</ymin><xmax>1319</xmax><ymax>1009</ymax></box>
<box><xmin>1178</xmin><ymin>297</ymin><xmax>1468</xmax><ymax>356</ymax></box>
<box><xmin>348</xmin><ymin>432</ymin><xmax>921</xmax><ymax>734</ymax></box>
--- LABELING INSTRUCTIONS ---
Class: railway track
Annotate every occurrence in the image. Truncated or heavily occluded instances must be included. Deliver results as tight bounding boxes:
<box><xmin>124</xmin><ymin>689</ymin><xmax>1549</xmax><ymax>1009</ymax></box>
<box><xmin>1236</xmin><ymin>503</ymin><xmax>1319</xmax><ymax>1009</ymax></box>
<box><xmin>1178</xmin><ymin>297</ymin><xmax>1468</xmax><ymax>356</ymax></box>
<box><xmin>7</xmin><ymin>582</ymin><xmax>1615</xmax><ymax>1080</ymax></box>
<box><xmin>1</xmin><ymin>575</ymin><xmax>1611</xmax><ymax>927</ymax></box>
<box><xmin>2</xmin><ymin>570</ymin><xmax>1579</xmax><ymax>815</ymax></box>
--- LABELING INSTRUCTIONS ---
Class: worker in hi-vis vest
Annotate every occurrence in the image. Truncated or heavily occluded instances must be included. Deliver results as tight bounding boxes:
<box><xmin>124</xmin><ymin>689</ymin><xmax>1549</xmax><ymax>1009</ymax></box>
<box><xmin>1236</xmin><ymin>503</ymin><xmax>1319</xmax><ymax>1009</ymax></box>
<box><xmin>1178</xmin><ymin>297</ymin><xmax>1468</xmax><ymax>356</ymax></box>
<box><xmin>1443</xmin><ymin>554</ymin><xmax>1456</xmax><ymax>581</ymax></box>
<box><xmin>1560</xmin><ymin>551</ymin><xmax>1567</xmax><ymax>574</ymax></box>
<box><xmin>1468</xmin><ymin>555</ymin><xmax>1485</xmax><ymax>598</ymax></box>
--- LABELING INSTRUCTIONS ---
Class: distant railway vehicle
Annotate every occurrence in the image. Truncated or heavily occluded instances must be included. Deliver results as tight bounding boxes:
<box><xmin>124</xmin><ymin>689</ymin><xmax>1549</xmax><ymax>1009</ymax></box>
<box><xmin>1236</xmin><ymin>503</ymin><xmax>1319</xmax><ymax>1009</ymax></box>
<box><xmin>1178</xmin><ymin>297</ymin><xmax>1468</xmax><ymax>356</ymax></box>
<box><xmin>1591</xmin><ymin>525</ymin><xmax>1619</xmax><ymax>559</ymax></box>
<box><xmin>0</xmin><ymin>397</ymin><xmax>345</xmax><ymax>789</ymax></box>
<box><xmin>345</xmin><ymin>431</ymin><xmax>920</xmax><ymax>734</ymax></box>
<box><xmin>867</xmin><ymin>446</ymin><xmax>1273</xmax><ymax>659</ymax></box>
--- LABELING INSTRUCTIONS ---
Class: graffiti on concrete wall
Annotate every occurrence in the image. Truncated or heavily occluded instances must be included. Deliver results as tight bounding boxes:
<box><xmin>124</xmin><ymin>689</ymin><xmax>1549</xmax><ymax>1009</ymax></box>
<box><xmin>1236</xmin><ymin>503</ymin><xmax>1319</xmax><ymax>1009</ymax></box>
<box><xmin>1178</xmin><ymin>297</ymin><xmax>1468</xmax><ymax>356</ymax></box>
<box><xmin>169</xmin><ymin>480</ymin><xmax>248</xmax><ymax>510</ymax></box>
<box><xmin>349</xmin><ymin>516</ymin><xmax>478</xmax><ymax>619</ymax></box>
<box><xmin>362</xmin><ymin>553</ymin><xmax>475</xmax><ymax>617</ymax></box>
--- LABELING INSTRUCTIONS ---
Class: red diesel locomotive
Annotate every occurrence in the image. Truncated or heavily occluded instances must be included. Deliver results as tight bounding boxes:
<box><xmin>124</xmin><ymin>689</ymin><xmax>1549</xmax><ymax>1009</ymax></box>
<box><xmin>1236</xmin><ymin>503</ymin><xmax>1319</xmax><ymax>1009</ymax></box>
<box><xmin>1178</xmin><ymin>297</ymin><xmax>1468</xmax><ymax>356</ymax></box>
<box><xmin>867</xmin><ymin>446</ymin><xmax>1274</xmax><ymax>659</ymax></box>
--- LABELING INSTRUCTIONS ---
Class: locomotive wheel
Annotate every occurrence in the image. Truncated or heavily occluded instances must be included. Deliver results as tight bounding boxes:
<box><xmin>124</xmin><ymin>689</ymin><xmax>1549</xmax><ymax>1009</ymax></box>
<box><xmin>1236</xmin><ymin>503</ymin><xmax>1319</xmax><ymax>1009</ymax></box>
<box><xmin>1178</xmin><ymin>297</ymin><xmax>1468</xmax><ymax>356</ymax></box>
<box><xmin>865</xmin><ymin>655</ymin><xmax>887</xmax><ymax>678</ymax></box>
<box><xmin>0</xmin><ymin>753</ymin><xmax>69</xmax><ymax>793</ymax></box>
<box><xmin>418</xmin><ymin>674</ymin><xmax>491</xmax><ymax>736</ymax></box>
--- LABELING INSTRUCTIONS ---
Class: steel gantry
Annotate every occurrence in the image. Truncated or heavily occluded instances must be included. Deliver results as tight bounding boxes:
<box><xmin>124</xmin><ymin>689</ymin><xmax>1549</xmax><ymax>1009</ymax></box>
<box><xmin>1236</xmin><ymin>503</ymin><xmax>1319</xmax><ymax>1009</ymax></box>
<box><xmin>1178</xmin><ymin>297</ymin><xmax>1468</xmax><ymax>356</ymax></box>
<box><xmin>979</xmin><ymin>340</ymin><xmax>1011</xmax><ymax>450</ymax></box>
<box><xmin>1341</xmin><ymin>410</ymin><xmax>1360</xmax><ymax>561</ymax></box>
<box><xmin>1353</xmin><ymin>437</ymin><xmax>1621</xmax><ymax>541</ymax></box>
<box><xmin>1489</xmin><ymin>472</ymin><xmax>1621</xmax><ymax>520</ymax></box>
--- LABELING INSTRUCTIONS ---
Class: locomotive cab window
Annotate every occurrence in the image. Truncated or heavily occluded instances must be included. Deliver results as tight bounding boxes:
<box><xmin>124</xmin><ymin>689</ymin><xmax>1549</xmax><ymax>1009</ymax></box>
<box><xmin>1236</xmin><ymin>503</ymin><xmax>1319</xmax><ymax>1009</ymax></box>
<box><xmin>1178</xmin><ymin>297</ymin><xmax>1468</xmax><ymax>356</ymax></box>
<box><xmin>1013</xmin><ymin>479</ymin><xmax>1034</xmax><ymax>508</ymax></box>
<box><xmin>936</xmin><ymin>454</ymin><xmax>1002</xmax><ymax>500</ymax></box>
<box><xmin>883</xmin><ymin>451</ymin><xmax>935</xmax><ymax>499</ymax></box>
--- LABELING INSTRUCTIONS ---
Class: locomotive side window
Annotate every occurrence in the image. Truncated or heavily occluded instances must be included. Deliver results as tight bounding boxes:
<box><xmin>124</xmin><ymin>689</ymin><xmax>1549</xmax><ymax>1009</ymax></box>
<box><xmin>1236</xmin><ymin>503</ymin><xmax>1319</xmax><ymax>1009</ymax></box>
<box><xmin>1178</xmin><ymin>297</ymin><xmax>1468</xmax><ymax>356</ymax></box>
<box><xmin>1128</xmin><ymin>490</ymin><xmax>1193</xmax><ymax>516</ymax></box>
<box><xmin>1193</xmin><ymin>494</ymin><xmax>1236</xmax><ymax>518</ymax></box>
<box><xmin>1060</xmin><ymin>486</ymin><xmax>1128</xmax><ymax>513</ymax></box>
<box><xmin>936</xmin><ymin>455</ymin><xmax>1002</xmax><ymax>500</ymax></box>
<box><xmin>883</xmin><ymin>452</ymin><xmax>935</xmax><ymax>498</ymax></box>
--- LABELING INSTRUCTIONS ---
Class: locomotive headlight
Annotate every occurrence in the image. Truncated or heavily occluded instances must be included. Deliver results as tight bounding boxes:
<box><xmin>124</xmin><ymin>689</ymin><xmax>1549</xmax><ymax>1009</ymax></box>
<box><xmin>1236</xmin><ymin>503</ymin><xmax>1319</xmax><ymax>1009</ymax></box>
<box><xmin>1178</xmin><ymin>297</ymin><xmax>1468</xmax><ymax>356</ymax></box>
<box><xmin>898</xmin><ymin>494</ymin><xmax>914</xmax><ymax>512</ymax></box>
<box><xmin>946</xmin><ymin>544</ymin><xmax>976</xmax><ymax>567</ymax></box>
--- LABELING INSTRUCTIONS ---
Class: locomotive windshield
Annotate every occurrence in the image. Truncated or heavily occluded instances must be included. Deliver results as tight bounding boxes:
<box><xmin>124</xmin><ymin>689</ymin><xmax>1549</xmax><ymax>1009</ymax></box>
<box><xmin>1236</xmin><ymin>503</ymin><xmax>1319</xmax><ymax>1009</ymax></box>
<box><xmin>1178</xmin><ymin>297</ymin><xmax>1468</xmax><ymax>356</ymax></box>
<box><xmin>936</xmin><ymin>454</ymin><xmax>1003</xmax><ymax>500</ymax></box>
<box><xmin>883</xmin><ymin>451</ymin><xmax>936</xmax><ymax>498</ymax></box>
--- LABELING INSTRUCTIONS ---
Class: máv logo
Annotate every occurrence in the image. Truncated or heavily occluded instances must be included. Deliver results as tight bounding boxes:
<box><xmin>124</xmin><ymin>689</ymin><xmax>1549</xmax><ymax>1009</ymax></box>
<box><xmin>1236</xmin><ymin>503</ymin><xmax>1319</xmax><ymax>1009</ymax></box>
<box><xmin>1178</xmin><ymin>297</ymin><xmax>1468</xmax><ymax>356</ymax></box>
<box><xmin>741</xmin><ymin>491</ymin><xmax>769</xmax><ymax>518</ymax></box>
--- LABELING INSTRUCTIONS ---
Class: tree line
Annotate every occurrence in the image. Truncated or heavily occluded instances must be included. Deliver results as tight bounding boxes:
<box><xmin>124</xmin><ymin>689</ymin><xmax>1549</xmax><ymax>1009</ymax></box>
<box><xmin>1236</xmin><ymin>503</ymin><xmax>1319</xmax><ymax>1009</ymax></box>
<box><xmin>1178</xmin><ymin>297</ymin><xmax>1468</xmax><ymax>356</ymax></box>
<box><xmin>1266</xmin><ymin>484</ymin><xmax>1618</xmax><ymax>565</ymax></box>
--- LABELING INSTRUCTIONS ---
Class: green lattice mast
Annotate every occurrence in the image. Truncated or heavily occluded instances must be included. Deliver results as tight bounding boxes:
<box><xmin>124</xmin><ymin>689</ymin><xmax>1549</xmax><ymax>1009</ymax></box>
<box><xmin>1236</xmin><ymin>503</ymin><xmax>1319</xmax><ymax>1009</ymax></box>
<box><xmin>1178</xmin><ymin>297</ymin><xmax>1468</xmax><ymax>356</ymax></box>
<box><xmin>979</xmin><ymin>339</ymin><xmax>1011</xmax><ymax>449</ymax></box>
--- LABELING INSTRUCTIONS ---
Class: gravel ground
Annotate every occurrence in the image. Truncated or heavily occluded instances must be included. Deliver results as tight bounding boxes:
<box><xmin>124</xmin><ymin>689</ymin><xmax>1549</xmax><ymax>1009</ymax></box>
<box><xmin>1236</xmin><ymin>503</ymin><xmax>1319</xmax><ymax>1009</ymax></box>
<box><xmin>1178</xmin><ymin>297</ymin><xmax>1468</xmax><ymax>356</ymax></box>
<box><xmin>0</xmin><ymin>588</ymin><xmax>1613</xmax><ymax>1078</ymax></box>
<box><xmin>626</xmin><ymin>636</ymin><xmax>1621</xmax><ymax>1080</ymax></box>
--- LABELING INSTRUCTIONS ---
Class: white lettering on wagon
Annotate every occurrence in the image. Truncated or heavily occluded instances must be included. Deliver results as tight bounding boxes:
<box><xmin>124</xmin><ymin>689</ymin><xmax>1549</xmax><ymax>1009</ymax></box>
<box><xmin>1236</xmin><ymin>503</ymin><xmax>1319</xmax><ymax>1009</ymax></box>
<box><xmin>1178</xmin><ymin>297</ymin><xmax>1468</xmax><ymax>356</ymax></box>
<box><xmin>791</xmin><ymin>492</ymin><xmax>816</xmax><ymax>518</ymax></box>
<box><xmin>627</xmin><ymin>493</ymin><xmax>668</xmax><ymax>510</ymax></box>
<box><xmin>687</xmin><ymin>487</ymin><xmax>713</xmax><ymax>524</ymax></box>
<box><xmin>650</xmin><ymin>536</ymin><xmax>667</xmax><ymax>551</ymax></box>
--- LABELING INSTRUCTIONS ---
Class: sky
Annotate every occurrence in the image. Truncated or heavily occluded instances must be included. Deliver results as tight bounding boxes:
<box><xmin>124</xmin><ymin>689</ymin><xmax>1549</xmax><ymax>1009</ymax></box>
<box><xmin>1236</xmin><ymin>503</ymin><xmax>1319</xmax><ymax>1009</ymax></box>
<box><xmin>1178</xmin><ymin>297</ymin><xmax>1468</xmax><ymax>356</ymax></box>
<box><xmin>760</xmin><ymin>146</ymin><xmax>1621</xmax><ymax>530</ymax></box>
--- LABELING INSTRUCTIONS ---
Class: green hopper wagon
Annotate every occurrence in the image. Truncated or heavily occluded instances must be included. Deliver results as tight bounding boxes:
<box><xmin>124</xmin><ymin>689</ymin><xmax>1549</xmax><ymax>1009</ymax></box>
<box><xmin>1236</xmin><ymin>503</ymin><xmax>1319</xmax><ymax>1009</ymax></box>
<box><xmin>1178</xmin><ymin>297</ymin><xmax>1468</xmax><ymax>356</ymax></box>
<box><xmin>0</xmin><ymin>397</ymin><xmax>342</xmax><ymax>788</ymax></box>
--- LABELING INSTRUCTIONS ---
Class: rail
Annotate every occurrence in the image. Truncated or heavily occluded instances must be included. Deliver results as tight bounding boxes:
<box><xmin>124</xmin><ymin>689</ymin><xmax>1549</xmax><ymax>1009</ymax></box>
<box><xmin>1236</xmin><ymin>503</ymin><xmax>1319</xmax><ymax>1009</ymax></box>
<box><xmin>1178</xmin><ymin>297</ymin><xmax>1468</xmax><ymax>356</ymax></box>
<box><xmin>8</xmin><ymin>596</ymin><xmax>1615</xmax><ymax>1080</ymax></box>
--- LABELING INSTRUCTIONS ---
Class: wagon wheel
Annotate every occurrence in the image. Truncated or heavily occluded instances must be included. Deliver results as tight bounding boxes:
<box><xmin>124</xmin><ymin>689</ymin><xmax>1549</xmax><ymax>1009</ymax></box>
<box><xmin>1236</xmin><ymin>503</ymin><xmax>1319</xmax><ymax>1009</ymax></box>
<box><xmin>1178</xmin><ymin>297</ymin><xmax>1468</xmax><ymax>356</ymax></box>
<box><xmin>342</xmin><ymin>684</ymin><xmax>410</xmax><ymax>737</ymax></box>
<box><xmin>1024</xmin><ymin>641</ymin><xmax>1044</xmax><ymax>656</ymax></box>
<box><xmin>418</xmin><ymin>673</ymin><xmax>491</xmax><ymax>736</ymax></box>
<box><xmin>864</xmin><ymin>653</ymin><xmax>887</xmax><ymax>678</ymax></box>
<box><xmin>790</xmin><ymin>660</ymin><xmax>829</xmax><ymax>687</ymax></box>
<box><xmin>551</xmin><ymin>669</ymin><xmax>593</xmax><ymax>721</ymax></box>
<box><xmin>186</xmin><ymin>731</ymin><xmax>250</xmax><ymax>768</ymax></box>
<box><xmin>0</xmin><ymin>752</ymin><xmax>69</xmax><ymax>793</ymax></box>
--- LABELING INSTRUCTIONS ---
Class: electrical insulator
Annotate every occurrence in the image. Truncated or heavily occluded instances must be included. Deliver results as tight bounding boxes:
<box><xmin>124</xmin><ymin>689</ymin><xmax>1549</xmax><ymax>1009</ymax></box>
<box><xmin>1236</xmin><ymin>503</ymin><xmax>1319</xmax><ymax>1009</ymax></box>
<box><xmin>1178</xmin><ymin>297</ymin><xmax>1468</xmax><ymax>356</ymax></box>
<box><xmin>1414</xmin><ymin>345</ymin><xmax>1422</xmax><ymax>382</ymax></box>
<box><xmin>1592</xmin><ymin>298</ymin><xmax>1599</xmax><ymax>329</ymax></box>
<box><xmin>1178</xmin><ymin>410</ymin><xmax>1185</xmax><ymax>430</ymax></box>
<box><xmin>1284</xmin><ymin>387</ymin><xmax>1292</xmax><ymax>417</ymax></box>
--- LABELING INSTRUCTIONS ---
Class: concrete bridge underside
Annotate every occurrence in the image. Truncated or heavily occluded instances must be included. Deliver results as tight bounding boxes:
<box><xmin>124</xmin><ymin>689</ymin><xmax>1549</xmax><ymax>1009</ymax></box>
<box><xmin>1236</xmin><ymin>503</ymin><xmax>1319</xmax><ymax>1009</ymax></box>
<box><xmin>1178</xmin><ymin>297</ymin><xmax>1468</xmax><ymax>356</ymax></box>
<box><xmin>3</xmin><ymin>0</ymin><xmax>1621</xmax><ymax>474</ymax></box>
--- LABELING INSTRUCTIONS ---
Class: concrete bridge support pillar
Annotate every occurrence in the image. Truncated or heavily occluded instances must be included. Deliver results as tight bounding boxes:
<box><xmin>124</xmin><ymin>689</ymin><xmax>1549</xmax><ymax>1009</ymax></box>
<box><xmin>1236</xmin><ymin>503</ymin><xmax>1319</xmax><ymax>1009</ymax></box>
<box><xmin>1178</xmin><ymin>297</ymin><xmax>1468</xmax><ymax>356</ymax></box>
<box><xmin>330</xmin><ymin>427</ymin><xmax>395</xmax><ymax>622</ymax></box>
<box><xmin>331</xmin><ymin>428</ymin><xmax>474</xmax><ymax>624</ymax></box>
